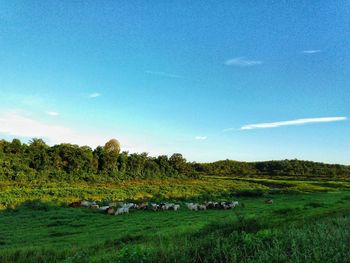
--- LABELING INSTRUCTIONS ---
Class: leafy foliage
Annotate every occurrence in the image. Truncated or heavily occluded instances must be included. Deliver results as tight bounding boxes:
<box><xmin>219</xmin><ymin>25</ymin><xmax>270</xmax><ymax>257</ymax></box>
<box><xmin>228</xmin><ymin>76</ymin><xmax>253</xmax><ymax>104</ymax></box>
<box><xmin>0</xmin><ymin>138</ymin><xmax>186</xmax><ymax>182</ymax></box>
<box><xmin>0</xmin><ymin>138</ymin><xmax>350</xmax><ymax>183</ymax></box>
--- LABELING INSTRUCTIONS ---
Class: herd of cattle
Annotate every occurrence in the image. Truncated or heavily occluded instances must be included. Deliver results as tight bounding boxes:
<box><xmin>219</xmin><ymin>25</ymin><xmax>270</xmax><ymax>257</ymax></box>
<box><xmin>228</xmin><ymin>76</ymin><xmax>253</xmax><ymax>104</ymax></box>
<box><xmin>68</xmin><ymin>200</ymin><xmax>243</xmax><ymax>216</ymax></box>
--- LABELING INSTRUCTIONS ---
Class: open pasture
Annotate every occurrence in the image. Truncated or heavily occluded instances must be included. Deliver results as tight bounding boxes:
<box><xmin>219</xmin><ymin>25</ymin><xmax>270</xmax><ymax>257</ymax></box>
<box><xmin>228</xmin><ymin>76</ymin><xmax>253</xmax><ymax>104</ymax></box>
<box><xmin>0</xmin><ymin>178</ymin><xmax>350</xmax><ymax>262</ymax></box>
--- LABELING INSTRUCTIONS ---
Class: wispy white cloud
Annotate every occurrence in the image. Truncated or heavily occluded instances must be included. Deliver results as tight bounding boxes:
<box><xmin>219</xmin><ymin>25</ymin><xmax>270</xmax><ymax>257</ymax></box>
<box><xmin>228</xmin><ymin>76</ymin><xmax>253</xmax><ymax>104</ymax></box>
<box><xmin>145</xmin><ymin>70</ymin><xmax>182</xmax><ymax>78</ymax></box>
<box><xmin>0</xmin><ymin>110</ymin><xmax>184</xmax><ymax>157</ymax></box>
<box><xmin>46</xmin><ymin>111</ymin><xmax>59</xmax><ymax>116</ymax></box>
<box><xmin>195</xmin><ymin>136</ymin><xmax>207</xmax><ymax>140</ymax></box>
<box><xmin>0</xmin><ymin>111</ymin><xmax>110</xmax><ymax>148</ymax></box>
<box><xmin>225</xmin><ymin>57</ymin><xmax>263</xmax><ymax>67</ymax></box>
<box><xmin>302</xmin><ymin>50</ymin><xmax>322</xmax><ymax>54</ymax></box>
<box><xmin>88</xmin><ymin>92</ymin><xmax>101</xmax><ymax>98</ymax></box>
<box><xmin>239</xmin><ymin>117</ymin><xmax>347</xmax><ymax>130</ymax></box>
<box><xmin>222</xmin><ymin>127</ymin><xmax>237</xmax><ymax>132</ymax></box>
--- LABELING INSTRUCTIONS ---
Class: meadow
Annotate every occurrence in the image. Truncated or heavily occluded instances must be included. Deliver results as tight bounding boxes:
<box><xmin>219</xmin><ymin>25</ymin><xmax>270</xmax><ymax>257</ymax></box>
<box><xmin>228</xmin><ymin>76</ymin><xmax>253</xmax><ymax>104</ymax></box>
<box><xmin>1</xmin><ymin>176</ymin><xmax>350</xmax><ymax>262</ymax></box>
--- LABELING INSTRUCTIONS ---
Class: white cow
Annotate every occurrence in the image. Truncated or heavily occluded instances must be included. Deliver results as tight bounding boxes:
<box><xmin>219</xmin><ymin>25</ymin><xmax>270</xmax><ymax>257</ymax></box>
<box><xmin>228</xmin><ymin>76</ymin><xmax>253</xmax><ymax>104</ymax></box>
<box><xmin>232</xmin><ymin>201</ymin><xmax>239</xmax><ymax>207</ymax></box>
<box><xmin>198</xmin><ymin>204</ymin><xmax>207</xmax><ymax>210</ymax></box>
<box><xmin>164</xmin><ymin>203</ymin><xmax>175</xmax><ymax>210</ymax></box>
<box><xmin>98</xmin><ymin>206</ymin><xmax>110</xmax><ymax>211</ymax></box>
<box><xmin>187</xmin><ymin>203</ymin><xmax>198</xmax><ymax>211</ymax></box>
<box><xmin>81</xmin><ymin>200</ymin><xmax>91</xmax><ymax>207</ymax></box>
<box><xmin>115</xmin><ymin>207</ymin><xmax>129</xmax><ymax>215</ymax></box>
<box><xmin>124</xmin><ymin>203</ymin><xmax>136</xmax><ymax>209</ymax></box>
<box><xmin>150</xmin><ymin>203</ymin><xmax>159</xmax><ymax>211</ymax></box>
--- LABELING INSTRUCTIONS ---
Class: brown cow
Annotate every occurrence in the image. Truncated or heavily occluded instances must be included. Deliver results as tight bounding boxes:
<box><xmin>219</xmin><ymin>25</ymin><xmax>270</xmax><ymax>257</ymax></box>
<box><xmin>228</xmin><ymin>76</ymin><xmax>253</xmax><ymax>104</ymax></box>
<box><xmin>69</xmin><ymin>201</ymin><xmax>82</xmax><ymax>208</ymax></box>
<box><xmin>265</xmin><ymin>199</ymin><xmax>273</xmax><ymax>204</ymax></box>
<box><xmin>138</xmin><ymin>203</ymin><xmax>148</xmax><ymax>210</ymax></box>
<box><xmin>106</xmin><ymin>207</ymin><xmax>115</xmax><ymax>215</ymax></box>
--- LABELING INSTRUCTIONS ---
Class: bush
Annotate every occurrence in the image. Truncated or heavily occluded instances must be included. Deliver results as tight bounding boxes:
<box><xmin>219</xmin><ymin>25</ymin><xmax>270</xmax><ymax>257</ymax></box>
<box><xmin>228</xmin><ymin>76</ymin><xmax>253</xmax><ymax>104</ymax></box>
<box><xmin>20</xmin><ymin>200</ymin><xmax>54</xmax><ymax>211</ymax></box>
<box><xmin>234</xmin><ymin>189</ymin><xmax>266</xmax><ymax>197</ymax></box>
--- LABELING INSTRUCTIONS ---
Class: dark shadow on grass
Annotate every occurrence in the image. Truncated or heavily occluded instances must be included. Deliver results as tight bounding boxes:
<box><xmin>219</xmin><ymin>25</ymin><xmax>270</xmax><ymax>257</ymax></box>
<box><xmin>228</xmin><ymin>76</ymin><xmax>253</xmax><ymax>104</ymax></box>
<box><xmin>304</xmin><ymin>201</ymin><xmax>327</xmax><ymax>208</ymax></box>
<box><xmin>274</xmin><ymin>207</ymin><xmax>302</xmax><ymax>215</ymax></box>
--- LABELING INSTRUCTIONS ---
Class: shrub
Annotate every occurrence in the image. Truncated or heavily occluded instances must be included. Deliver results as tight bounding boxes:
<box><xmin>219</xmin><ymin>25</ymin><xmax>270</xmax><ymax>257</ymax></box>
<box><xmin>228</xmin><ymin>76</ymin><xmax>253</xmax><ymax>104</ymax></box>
<box><xmin>234</xmin><ymin>189</ymin><xmax>266</xmax><ymax>197</ymax></box>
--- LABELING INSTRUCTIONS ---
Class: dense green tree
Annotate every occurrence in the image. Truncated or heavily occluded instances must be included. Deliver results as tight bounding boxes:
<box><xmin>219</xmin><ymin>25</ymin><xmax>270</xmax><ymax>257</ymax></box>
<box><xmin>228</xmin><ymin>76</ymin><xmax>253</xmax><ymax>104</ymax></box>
<box><xmin>93</xmin><ymin>146</ymin><xmax>105</xmax><ymax>172</ymax></box>
<box><xmin>127</xmin><ymin>153</ymin><xmax>148</xmax><ymax>178</ymax></box>
<box><xmin>0</xmin><ymin>138</ymin><xmax>349</xmax><ymax>182</ymax></box>
<box><xmin>156</xmin><ymin>155</ymin><xmax>176</xmax><ymax>177</ymax></box>
<box><xmin>9</xmin><ymin>139</ymin><xmax>23</xmax><ymax>154</ymax></box>
<box><xmin>117</xmin><ymin>151</ymin><xmax>128</xmax><ymax>178</ymax></box>
<box><xmin>143</xmin><ymin>158</ymin><xmax>161</xmax><ymax>178</ymax></box>
<box><xmin>169</xmin><ymin>153</ymin><xmax>189</xmax><ymax>174</ymax></box>
<box><xmin>27</xmin><ymin>138</ymin><xmax>49</xmax><ymax>170</ymax></box>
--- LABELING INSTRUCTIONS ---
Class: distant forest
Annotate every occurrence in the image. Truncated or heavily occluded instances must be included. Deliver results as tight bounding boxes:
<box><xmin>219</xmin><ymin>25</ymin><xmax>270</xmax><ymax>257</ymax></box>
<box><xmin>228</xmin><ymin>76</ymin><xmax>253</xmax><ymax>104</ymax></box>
<box><xmin>0</xmin><ymin>138</ymin><xmax>349</xmax><ymax>182</ymax></box>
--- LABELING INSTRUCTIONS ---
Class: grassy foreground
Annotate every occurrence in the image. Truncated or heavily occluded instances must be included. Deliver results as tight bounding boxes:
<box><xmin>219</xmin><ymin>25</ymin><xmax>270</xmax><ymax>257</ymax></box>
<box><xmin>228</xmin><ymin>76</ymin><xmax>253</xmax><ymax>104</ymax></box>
<box><xmin>1</xmin><ymin>177</ymin><xmax>350</xmax><ymax>262</ymax></box>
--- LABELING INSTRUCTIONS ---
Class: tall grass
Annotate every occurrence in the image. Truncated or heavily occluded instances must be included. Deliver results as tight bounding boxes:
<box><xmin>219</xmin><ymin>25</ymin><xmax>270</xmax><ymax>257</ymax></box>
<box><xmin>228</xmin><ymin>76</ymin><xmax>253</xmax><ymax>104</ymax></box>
<box><xmin>146</xmin><ymin>213</ymin><xmax>350</xmax><ymax>263</ymax></box>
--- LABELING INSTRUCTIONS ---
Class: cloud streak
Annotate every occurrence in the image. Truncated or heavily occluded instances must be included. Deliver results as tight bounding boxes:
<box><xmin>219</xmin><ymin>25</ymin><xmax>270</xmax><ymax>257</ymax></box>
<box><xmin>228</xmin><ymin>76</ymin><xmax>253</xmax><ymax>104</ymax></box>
<box><xmin>0</xmin><ymin>111</ymin><xmax>110</xmax><ymax>148</ymax></box>
<box><xmin>145</xmin><ymin>70</ymin><xmax>182</xmax><ymax>78</ymax></box>
<box><xmin>302</xmin><ymin>50</ymin><xmax>321</xmax><ymax>54</ymax></box>
<box><xmin>0</xmin><ymin>111</ymin><xmax>178</xmax><ymax>157</ymax></box>
<box><xmin>46</xmin><ymin>111</ymin><xmax>59</xmax><ymax>116</ymax></box>
<box><xmin>195</xmin><ymin>136</ymin><xmax>207</xmax><ymax>140</ymax></box>
<box><xmin>225</xmin><ymin>57</ymin><xmax>263</xmax><ymax>67</ymax></box>
<box><xmin>239</xmin><ymin>117</ymin><xmax>347</xmax><ymax>130</ymax></box>
<box><xmin>88</xmin><ymin>92</ymin><xmax>101</xmax><ymax>98</ymax></box>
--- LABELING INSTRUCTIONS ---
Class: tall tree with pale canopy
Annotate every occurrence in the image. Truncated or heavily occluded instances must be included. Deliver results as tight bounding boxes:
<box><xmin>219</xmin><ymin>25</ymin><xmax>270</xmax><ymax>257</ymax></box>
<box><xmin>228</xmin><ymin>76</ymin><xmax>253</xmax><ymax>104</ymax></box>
<box><xmin>103</xmin><ymin>139</ymin><xmax>120</xmax><ymax>174</ymax></box>
<box><xmin>104</xmin><ymin>139</ymin><xmax>120</xmax><ymax>155</ymax></box>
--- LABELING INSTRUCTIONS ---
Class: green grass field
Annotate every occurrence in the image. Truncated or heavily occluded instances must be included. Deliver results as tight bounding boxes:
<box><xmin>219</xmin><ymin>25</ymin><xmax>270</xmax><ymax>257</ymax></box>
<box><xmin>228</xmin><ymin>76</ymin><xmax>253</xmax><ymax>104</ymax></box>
<box><xmin>1</xmin><ymin>176</ymin><xmax>350</xmax><ymax>262</ymax></box>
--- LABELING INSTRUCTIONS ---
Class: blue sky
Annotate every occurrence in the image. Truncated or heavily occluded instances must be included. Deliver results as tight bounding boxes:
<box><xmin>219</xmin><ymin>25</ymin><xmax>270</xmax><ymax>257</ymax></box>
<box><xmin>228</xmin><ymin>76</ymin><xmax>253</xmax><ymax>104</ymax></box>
<box><xmin>0</xmin><ymin>1</ymin><xmax>349</xmax><ymax>164</ymax></box>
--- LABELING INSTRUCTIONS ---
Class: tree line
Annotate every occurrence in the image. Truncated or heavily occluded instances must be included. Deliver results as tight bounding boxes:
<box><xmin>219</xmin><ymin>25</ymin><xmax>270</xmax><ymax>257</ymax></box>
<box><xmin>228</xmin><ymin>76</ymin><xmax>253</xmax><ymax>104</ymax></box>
<box><xmin>0</xmin><ymin>138</ymin><xmax>349</xmax><ymax>182</ymax></box>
